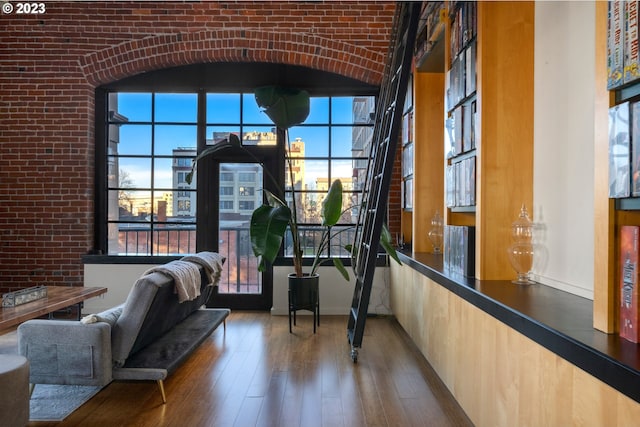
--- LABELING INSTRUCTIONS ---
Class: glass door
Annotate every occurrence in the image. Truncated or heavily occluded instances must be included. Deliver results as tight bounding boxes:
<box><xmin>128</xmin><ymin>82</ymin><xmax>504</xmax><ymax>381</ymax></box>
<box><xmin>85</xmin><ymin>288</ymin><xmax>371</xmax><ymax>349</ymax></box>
<box><xmin>210</xmin><ymin>162</ymin><xmax>272</xmax><ymax>310</ymax></box>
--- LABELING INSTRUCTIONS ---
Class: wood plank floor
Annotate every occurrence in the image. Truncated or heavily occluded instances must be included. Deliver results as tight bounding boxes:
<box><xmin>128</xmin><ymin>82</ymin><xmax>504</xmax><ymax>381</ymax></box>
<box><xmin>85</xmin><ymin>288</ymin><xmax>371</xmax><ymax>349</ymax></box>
<box><xmin>28</xmin><ymin>312</ymin><xmax>473</xmax><ymax>427</ymax></box>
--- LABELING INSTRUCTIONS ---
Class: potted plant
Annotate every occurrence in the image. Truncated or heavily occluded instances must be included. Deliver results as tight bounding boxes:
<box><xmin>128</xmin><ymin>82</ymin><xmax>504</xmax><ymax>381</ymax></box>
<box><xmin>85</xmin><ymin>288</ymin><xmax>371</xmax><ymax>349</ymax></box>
<box><xmin>188</xmin><ymin>86</ymin><xmax>399</xmax><ymax>315</ymax></box>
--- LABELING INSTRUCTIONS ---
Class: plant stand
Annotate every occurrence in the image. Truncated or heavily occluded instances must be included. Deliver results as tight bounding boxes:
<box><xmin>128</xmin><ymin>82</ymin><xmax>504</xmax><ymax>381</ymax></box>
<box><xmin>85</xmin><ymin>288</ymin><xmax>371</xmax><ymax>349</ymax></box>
<box><xmin>288</xmin><ymin>273</ymin><xmax>319</xmax><ymax>333</ymax></box>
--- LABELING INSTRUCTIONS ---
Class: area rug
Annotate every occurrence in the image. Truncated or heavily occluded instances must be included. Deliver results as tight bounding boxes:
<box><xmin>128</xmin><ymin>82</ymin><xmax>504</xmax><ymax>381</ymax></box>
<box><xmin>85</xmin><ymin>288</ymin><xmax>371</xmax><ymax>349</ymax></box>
<box><xmin>29</xmin><ymin>384</ymin><xmax>102</xmax><ymax>421</ymax></box>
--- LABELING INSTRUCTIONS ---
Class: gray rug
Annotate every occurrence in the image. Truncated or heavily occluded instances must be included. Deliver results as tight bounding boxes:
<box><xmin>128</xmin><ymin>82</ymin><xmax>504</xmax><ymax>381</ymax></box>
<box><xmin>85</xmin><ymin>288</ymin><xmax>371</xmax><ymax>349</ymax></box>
<box><xmin>30</xmin><ymin>384</ymin><xmax>102</xmax><ymax>421</ymax></box>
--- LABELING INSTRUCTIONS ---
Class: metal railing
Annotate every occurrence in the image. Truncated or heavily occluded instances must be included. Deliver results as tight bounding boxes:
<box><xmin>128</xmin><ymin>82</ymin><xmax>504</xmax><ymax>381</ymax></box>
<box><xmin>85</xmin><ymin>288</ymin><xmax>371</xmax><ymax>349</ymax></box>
<box><xmin>118</xmin><ymin>224</ymin><xmax>356</xmax><ymax>293</ymax></box>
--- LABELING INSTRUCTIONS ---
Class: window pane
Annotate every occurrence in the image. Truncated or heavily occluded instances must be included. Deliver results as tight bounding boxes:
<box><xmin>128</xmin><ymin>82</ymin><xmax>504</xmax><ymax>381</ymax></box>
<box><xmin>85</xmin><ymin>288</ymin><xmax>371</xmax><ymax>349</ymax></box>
<box><xmin>207</xmin><ymin>93</ymin><xmax>240</xmax><ymax>123</ymax></box>
<box><xmin>155</xmin><ymin>93</ymin><xmax>197</xmax><ymax>123</ymax></box>
<box><xmin>351</xmin><ymin>125</ymin><xmax>374</xmax><ymax>158</ymax></box>
<box><xmin>153</xmin><ymin>158</ymin><xmax>175</xmax><ymax>189</ymax></box>
<box><xmin>206</xmin><ymin>126</ymin><xmax>240</xmax><ymax>145</ymax></box>
<box><xmin>306</xmin><ymin>97</ymin><xmax>329</xmax><ymax>124</ymax></box>
<box><xmin>152</xmin><ymin>226</ymin><xmax>196</xmax><ymax>255</ymax></box>
<box><xmin>115</xmin><ymin>125</ymin><xmax>152</xmax><ymax>156</ymax></box>
<box><xmin>109</xmin><ymin>222</ymin><xmax>151</xmax><ymax>256</ymax></box>
<box><xmin>286</xmin><ymin>159</ymin><xmax>329</xmax><ymax>189</ymax></box>
<box><xmin>331</xmin><ymin>126</ymin><xmax>358</xmax><ymax>157</ymax></box>
<box><xmin>289</xmin><ymin>126</ymin><xmax>328</xmax><ymax>157</ymax></box>
<box><xmin>116</xmin><ymin>158</ymin><xmax>152</xmax><ymax>189</ymax></box>
<box><xmin>242</xmin><ymin>127</ymin><xmax>277</xmax><ymax>146</ymax></box>
<box><xmin>154</xmin><ymin>125</ymin><xmax>197</xmax><ymax>155</ymax></box>
<box><xmin>243</xmin><ymin>93</ymin><xmax>273</xmax><ymax>124</ymax></box>
<box><xmin>331</xmin><ymin>96</ymin><xmax>361</xmax><ymax>124</ymax></box>
<box><xmin>352</xmin><ymin>96</ymin><xmax>376</xmax><ymax>124</ymax></box>
<box><xmin>330</xmin><ymin>225</ymin><xmax>356</xmax><ymax>256</ymax></box>
<box><xmin>331</xmin><ymin>159</ymin><xmax>354</xmax><ymax>184</ymax></box>
<box><xmin>110</xmin><ymin>93</ymin><xmax>152</xmax><ymax>122</ymax></box>
<box><xmin>155</xmin><ymin>190</ymin><xmax>196</xmax><ymax>219</ymax></box>
<box><xmin>110</xmin><ymin>189</ymin><xmax>153</xmax><ymax>219</ymax></box>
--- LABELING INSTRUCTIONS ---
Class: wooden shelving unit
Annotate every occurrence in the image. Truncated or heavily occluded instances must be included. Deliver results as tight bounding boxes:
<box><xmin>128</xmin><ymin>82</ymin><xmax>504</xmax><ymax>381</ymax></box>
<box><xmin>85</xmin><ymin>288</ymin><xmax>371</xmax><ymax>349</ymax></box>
<box><xmin>409</xmin><ymin>1</ymin><xmax>534</xmax><ymax>280</ymax></box>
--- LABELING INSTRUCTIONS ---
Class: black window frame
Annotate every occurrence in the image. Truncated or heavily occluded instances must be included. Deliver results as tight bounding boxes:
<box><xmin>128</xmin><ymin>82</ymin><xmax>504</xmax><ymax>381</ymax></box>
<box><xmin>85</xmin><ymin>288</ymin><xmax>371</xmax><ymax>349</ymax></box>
<box><xmin>93</xmin><ymin>62</ymin><xmax>379</xmax><ymax>260</ymax></box>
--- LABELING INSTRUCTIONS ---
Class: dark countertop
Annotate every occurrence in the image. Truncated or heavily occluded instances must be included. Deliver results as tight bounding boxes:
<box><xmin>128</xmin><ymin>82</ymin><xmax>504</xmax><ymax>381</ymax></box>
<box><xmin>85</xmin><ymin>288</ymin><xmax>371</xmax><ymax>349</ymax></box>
<box><xmin>398</xmin><ymin>251</ymin><xmax>640</xmax><ymax>404</ymax></box>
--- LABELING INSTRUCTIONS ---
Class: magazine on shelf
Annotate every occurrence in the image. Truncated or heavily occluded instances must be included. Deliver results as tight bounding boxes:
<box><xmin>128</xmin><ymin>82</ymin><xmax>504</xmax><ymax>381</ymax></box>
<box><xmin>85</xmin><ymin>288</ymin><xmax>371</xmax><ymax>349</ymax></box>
<box><xmin>620</xmin><ymin>225</ymin><xmax>640</xmax><ymax>343</ymax></box>
<box><xmin>608</xmin><ymin>101</ymin><xmax>631</xmax><ymax>198</ymax></box>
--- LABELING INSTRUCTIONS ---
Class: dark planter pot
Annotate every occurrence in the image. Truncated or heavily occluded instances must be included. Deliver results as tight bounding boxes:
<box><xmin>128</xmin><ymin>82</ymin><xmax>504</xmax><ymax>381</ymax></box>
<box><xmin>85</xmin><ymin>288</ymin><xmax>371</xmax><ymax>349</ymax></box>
<box><xmin>288</xmin><ymin>273</ymin><xmax>320</xmax><ymax>333</ymax></box>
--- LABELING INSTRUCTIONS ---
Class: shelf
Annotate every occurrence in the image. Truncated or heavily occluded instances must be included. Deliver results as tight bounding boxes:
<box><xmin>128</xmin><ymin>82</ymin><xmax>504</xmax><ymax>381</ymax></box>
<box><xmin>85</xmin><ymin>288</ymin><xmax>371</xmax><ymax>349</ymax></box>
<box><xmin>450</xmin><ymin>205</ymin><xmax>475</xmax><ymax>213</ymax></box>
<box><xmin>416</xmin><ymin>24</ymin><xmax>445</xmax><ymax>73</ymax></box>
<box><xmin>397</xmin><ymin>251</ymin><xmax>640</xmax><ymax>405</ymax></box>
<box><xmin>616</xmin><ymin>197</ymin><xmax>640</xmax><ymax>210</ymax></box>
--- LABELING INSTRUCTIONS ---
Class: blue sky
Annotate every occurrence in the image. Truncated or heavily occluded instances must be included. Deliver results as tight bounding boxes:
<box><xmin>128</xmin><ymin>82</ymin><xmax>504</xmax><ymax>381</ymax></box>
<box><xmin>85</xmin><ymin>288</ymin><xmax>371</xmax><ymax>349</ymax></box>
<box><xmin>115</xmin><ymin>92</ymin><xmax>367</xmax><ymax>189</ymax></box>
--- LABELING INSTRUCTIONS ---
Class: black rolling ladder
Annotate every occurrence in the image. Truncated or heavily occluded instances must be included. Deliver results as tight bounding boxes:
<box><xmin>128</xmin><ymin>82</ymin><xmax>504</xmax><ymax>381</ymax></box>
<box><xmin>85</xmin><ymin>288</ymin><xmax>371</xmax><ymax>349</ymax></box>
<box><xmin>347</xmin><ymin>2</ymin><xmax>421</xmax><ymax>363</ymax></box>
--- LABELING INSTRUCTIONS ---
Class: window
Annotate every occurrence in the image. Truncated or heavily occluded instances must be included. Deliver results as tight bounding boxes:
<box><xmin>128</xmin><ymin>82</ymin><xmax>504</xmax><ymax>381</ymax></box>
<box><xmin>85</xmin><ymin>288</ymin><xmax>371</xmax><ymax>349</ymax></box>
<box><xmin>284</xmin><ymin>96</ymin><xmax>375</xmax><ymax>258</ymax></box>
<box><xmin>239</xmin><ymin>201</ymin><xmax>255</xmax><ymax>211</ymax></box>
<box><xmin>98</xmin><ymin>69</ymin><xmax>377</xmax><ymax>258</ymax></box>
<box><xmin>238</xmin><ymin>172</ymin><xmax>256</xmax><ymax>182</ymax></box>
<box><xmin>220</xmin><ymin>200</ymin><xmax>234</xmax><ymax>210</ymax></box>
<box><xmin>239</xmin><ymin>186</ymin><xmax>255</xmax><ymax>197</ymax></box>
<box><xmin>105</xmin><ymin>92</ymin><xmax>197</xmax><ymax>255</ymax></box>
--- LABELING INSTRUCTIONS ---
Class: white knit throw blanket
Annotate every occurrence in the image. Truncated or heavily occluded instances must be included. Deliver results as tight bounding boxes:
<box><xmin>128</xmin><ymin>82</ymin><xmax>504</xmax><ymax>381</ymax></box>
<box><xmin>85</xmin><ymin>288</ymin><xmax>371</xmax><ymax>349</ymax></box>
<box><xmin>182</xmin><ymin>252</ymin><xmax>225</xmax><ymax>285</ymax></box>
<box><xmin>142</xmin><ymin>260</ymin><xmax>201</xmax><ymax>303</ymax></box>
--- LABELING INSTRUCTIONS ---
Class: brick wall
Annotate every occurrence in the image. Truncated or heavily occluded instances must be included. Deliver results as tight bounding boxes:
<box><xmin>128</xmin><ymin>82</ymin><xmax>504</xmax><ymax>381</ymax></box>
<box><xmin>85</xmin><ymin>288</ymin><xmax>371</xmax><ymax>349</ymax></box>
<box><xmin>0</xmin><ymin>1</ymin><xmax>399</xmax><ymax>292</ymax></box>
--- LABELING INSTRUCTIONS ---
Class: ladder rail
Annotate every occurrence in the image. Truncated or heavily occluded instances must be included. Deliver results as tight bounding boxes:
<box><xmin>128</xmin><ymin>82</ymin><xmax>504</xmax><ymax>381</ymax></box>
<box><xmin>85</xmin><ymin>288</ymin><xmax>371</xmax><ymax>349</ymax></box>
<box><xmin>347</xmin><ymin>2</ymin><xmax>421</xmax><ymax>362</ymax></box>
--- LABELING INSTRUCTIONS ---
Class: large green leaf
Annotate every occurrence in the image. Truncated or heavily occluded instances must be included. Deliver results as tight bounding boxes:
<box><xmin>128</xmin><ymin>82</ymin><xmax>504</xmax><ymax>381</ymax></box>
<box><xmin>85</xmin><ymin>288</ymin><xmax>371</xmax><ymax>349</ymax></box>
<box><xmin>332</xmin><ymin>257</ymin><xmax>349</xmax><ymax>281</ymax></box>
<box><xmin>322</xmin><ymin>179</ymin><xmax>343</xmax><ymax>226</ymax></box>
<box><xmin>380</xmin><ymin>223</ymin><xmax>402</xmax><ymax>265</ymax></box>
<box><xmin>255</xmin><ymin>86</ymin><xmax>310</xmax><ymax>129</ymax></box>
<box><xmin>250</xmin><ymin>203</ymin><xmax>292</xmax><ymax>271</ymax></box>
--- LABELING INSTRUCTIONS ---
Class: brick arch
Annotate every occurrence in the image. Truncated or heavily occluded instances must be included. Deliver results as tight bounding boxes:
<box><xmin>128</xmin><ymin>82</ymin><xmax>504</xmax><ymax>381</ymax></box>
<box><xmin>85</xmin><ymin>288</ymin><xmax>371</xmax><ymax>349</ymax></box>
<box><xmin>79</xmin><ymin>29</ymin><xmax>387</xmax><ymax>88</ymax></box>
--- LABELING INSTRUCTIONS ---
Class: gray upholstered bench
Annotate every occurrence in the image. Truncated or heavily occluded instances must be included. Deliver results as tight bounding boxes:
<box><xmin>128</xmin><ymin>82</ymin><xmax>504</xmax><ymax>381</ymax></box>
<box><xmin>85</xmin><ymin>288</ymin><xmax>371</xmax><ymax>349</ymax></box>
<box><xmin>18</xmin><ymin>252</ymin><xmax>229</xmax><ymax>403</ymax></box>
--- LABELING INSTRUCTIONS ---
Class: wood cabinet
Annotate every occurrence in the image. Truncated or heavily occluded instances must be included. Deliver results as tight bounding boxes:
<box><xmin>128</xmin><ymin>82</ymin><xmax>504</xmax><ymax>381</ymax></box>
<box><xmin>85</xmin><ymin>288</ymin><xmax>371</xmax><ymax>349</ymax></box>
<box><xmin>410</xmin><ymin>1</ymin><xmax>534</xmax><ymax>280</ymax></box>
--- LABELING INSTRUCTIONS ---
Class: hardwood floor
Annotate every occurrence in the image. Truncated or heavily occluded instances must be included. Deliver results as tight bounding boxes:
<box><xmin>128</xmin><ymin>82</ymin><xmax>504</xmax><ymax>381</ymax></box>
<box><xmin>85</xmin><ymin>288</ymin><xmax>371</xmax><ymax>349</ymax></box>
<box><xmin>29</xmin><ymin>312</ymin><xmax>473</xmax><ymax>427</ymax></box>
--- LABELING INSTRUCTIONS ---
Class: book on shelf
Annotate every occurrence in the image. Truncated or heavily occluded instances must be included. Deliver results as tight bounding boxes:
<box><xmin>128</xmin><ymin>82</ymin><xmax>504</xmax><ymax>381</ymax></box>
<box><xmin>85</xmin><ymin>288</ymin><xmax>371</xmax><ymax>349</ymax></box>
<box><xmin>445</xmin><ymin>114</ymin><xmax>456</xmax><ymax>159</ymax></box>
<box><xmin>453</xmin><ymin>105</ymin><xmax>463</xmax><ymax>155</ymax></box>
<box><xmin>404</xmin><ymin>177</ymin><xmax>413</xmax><ymax>211</ymax></box>
<box><xmin>620</xmin><ymin>225</ymin><xmax>640</xmax><ymax>343</ymax></box>
<box><xmin>450</xmin><ymin>56</ymin><xmax>464</xmax><ymax>107</ymax></box>
<box><xmin>470</xmin><ymin>99</ymin><xmax>477</xmax><ymax>150</ymax></box>
<box><xmin>415</xmin><ymin>1</ymin><xmax>445</xmax><ymax>61</ymax></box>
<box><xmin>444</xmin><ymin>225</ymin><xmax>475</xmax><ymax>277</ymax></box>
<box><xmin>608</xmin><ymin>101</ymin><xmax>631</xmax><ymax>198</ymax></box>
<box><xmin>446</xmin><ymin>164</ymin><xmax>455</xmax><ymax>208</ymax></box>
<box><xmin>465</xmin><ymin>40</ymin><xmax>476</xmax><ymax>97</ymax></box>
<box><xmin>608</xmin><ymin>0</ymin><xmax>625</xmax><ymax>89</ymax></box>
<box><xmin>402</xmin><ymin>142</ymin><xmax>413</xmax><ymax>178</ymax></box>
<box><xmin>625</xmin><ymin>1</ymin><xmax>640</xmax><ymax>84</ymax></box>
<box><xmin>467</xmin><ymin>156</ymin><xmax>476</xmax><ymax>206</ymax></box>
<box><xmin>463</xmin><ymin>101</ymin><xmax>472</xmax><ymax>152</ymax></box>
<box><xmin>449</xmin><ymin>1</ymin><xmax>477</xmax><ymax>62</ymax></box>
<box><xmin>633</xmin><ymin>102</ymin><xmax>640</xmax><ymax>196</ymax></box>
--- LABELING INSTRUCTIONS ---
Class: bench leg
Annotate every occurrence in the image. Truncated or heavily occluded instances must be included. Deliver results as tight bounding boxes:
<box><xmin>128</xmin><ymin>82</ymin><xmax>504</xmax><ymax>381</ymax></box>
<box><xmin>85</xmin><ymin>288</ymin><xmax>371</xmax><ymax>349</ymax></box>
<box><xmin>157</xmin><ymin>380</ymin><xmax>167</xmax><ymax>404</ymax></box>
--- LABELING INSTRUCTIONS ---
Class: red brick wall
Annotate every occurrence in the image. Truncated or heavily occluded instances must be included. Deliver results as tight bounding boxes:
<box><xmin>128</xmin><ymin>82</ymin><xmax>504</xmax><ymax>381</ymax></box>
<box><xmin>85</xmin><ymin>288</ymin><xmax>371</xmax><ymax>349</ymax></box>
<box><xmin>0</xmin><ymin>1</ymin><xmax>398</xmax><ymax>292</ymax></box>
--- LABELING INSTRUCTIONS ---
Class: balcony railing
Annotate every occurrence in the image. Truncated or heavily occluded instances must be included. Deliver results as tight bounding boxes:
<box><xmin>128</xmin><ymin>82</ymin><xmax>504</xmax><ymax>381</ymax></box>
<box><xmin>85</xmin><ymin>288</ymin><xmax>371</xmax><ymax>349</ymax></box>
<box><xmin>117</xmin><ymin>224</ymin><xmax>356</xmax><ymax>294</ymax></box>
